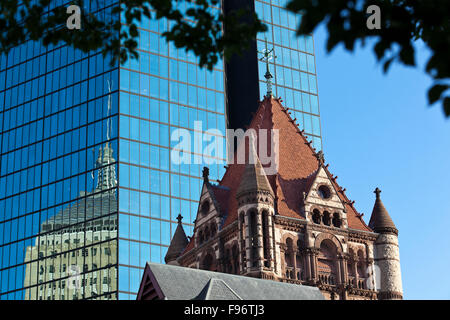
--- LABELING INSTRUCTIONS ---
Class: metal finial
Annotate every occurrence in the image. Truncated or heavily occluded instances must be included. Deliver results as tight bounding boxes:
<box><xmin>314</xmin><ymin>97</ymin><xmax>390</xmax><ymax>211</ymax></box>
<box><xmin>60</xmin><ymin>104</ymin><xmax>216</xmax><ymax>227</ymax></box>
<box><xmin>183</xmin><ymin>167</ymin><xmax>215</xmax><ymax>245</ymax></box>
<box><xmin>176</xmin><ymin>214</ymin><xmax>183</xmax><ymax>224</ymax></box>
<box><xmin>258</xmin><ymin>38</ymin><xmax>277</xmax><ymax>98</ymax></box>
<box><xmin>315</xmin><ymin>150</ymin><xmax>325</xmax><ymax>165</ymax></box>
<box><xmin>374</xmin><ymin>187</ymin><xmax>381</xmax><ymax>198</ymax></box>
<box><xmin>202</xmin><ymin>167</ymin><xmax>209</xmax><ymax>182</ymax></box>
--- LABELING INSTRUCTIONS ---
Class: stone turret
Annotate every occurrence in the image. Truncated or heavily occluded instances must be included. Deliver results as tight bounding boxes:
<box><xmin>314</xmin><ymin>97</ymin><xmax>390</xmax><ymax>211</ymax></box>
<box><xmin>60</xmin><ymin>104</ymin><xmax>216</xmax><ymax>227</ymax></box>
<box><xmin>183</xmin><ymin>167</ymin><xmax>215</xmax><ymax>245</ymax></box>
<box><xmin>236</xmin><ymin>156</ymin><xmax>276</xmax><ymax>276</ymax></box>
<box><xmin>165</xmin><ymin>214</ymin><xmax>189</xmax><ymax>265</ymax></box>
<box><xmin>369</xmin><ymin>188</ymin><xmax>403</xmax><ymax>299</ymax></box>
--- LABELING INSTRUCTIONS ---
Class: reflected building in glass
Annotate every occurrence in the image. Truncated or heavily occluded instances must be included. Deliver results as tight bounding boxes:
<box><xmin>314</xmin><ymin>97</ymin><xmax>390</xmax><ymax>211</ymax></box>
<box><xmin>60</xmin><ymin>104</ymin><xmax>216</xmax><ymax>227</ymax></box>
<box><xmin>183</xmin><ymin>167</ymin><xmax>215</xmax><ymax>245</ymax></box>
<box><xmin>0</xmin><ymin>0</ymin><xmax>120</xmax><ymax>300</ymax></box>
<box><xmin>0</xmin><ymin>0</ymin><xmax>226</xmax><ymax>300</ymax></box>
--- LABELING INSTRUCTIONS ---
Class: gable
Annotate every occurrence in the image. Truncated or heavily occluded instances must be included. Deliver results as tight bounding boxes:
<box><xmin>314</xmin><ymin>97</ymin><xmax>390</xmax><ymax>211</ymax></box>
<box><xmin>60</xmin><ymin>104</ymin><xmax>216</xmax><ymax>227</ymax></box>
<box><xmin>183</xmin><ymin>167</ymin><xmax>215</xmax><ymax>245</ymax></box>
<box><xmin>136</xmin><ymin>264</ymin><xmax>165</xmax><ymax>300</ymax></box>
<box><xmin>305</xmin><ymin>166</ymin><xmax>345</xmax><ymax>210</ymax></box>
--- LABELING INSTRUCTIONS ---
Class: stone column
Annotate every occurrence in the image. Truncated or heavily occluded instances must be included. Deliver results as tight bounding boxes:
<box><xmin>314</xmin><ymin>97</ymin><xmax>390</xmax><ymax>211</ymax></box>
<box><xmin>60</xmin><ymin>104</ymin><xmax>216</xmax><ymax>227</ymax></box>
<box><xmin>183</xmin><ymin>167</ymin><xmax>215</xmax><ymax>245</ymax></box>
<box><xmin>266</xmin><ymin>212</ymin><xmax>275</xmax><ymax>269</ymax></box>
<box><xmin>341</xmin><ymin>254</ymin><xmax>349</xmax><ymax>285</ymax></box>
<box><xmin>244</xmin><ymin>211</ymin><xmax>252</xmax><ymax>270</ymax></box>
<box><xmin>336</xmin><ymin>255</ymin><xmax>342</xmax><ymax>285</ymax></box>
<box><xmin>305</xmin><ymin>249</ymin><xmax>312</xmax><ymax>281</ymax></box>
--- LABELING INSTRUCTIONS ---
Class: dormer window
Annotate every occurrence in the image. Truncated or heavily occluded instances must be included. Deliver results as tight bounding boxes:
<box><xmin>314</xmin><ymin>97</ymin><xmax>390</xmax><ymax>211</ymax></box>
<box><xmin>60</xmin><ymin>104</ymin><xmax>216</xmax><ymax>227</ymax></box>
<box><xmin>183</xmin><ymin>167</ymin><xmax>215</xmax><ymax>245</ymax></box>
<box><xmin>201</xmin><ymin>200</ymin><xmax>210</xmax><ymax>216</ymax></box>
<box><xmin>312</xmin><ymin>209</ymin><xmax>321</xmax><ymax>224</ymax></box>
<box><xmin>332</xmin><ymin>213</ymin><xmax>341</xmax><ymax>228</ymax></box>
<box><xmin>317</xmin><ymin>185</ymin><xmax>331</xmax><ymax>199</ymax></box>
<box><xmin>323</xmin><ymin>211</ymin><xmax>331</xmax><ymax>226</ymax></box>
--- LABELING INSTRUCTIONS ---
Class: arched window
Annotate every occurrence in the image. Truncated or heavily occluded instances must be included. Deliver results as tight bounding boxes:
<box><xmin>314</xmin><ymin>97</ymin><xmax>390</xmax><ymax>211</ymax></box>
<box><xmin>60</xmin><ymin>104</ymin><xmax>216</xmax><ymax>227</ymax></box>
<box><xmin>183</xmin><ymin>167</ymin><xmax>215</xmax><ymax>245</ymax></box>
<box><xmin>357</xmin><ymin>250</ymin><xmax>366</xmax><ymax>280</ymax></box>
<box><xmin>332</xmin><ymin>212</ymin><xmax>341</xmax><ymax>228</ymax></box>
<box><xmin>284</xmin><ymin>238</ymin><xmax>294</xmax><ymax>279</ymax></box>
<box><xmin>296</xmin><ymin>240</ymin><xmax>304</xmax><ymax>280</ymax></box>
<box><xmin>323</xmin><ymin>211</ymin><xmax>331</xmax><ymax>226</ymax></box>
<box><xmin>204</xmin><ymin>226</ymin><xmax>210</xmax><ymax>241</ymax></box>
<box><xmin>286</xmin><ymin>238</ymin><xmax>294</xmax><ymax>266</ymax></box>
<box><xmin>210</xmin><ymin>223</ymin><xmax>216</xmax><ymax>237</ymax></box>
<box><xmin>347</xmin><ymin>248</ymin><xmax>356</xmax><ymax>286</ymax></box>
<box><xmin>249</xmin><ymin>211</ymin><xmax>258</xmax><ymax>267</ymax></box>
<box><xmin>198</xmin><ymin>230</ymin><xmax>204</xmax><ymax>244</ymax></box>
<box><xmin>262</xmin><ymin>210</ymin><xmax>270</xmax><ymax>267</ymax></box>
<box><xmin>201</xmin><ymin>200</ymin><xmax>210</xmax><ymax>215</ymax></box>
<box><xmin>318</xmin><ymin>239</ymin><xmax>338</xmax><ymax>285</ymax></box>
<box><xmin>312</xmin><ymin>209</ymin><xmax>321</xmax><ymax>224</ymax></box>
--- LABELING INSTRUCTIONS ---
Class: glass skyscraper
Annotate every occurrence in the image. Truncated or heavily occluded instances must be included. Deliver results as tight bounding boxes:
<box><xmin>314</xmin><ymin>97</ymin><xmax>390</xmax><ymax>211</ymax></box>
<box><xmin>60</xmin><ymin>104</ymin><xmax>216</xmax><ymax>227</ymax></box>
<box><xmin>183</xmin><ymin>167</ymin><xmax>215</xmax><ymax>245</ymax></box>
<box><xmin>0</xmin><ymin>0</ymin><xmax>226</xmax><ymax>300</ymax></box>
<box><xmin>116</xmin><ymin>1</ymin><xmax>226</xmax><ymax>300</ymax></box>
<box><xmin>0</xmin><ymin>0</ymin><xmax>320</xmax><ymax>300</ymax></box>
<box><xmin>255</xmin><ymin>0</ymin><xmax>322</xmax><ymax>151</ymax></box>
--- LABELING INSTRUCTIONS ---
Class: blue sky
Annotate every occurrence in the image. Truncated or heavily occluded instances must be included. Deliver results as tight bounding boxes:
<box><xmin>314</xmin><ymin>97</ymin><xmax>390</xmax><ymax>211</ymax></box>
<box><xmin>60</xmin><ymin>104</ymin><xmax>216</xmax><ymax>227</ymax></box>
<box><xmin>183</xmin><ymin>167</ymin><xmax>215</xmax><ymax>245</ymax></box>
<box><xmin>313</xmin><ymin>25</ymin><xmax>450</xmax><ymax>299</ymax></box>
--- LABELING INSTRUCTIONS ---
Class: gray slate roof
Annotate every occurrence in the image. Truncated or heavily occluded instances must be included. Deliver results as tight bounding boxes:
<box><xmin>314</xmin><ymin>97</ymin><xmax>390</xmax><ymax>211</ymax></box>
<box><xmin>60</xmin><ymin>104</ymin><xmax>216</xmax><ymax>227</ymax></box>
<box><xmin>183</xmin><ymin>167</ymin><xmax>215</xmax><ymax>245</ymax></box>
<box><xmin>145</xmin><ymin>263</ymin><xmax>324</xmax><ymax>300</ymax></box>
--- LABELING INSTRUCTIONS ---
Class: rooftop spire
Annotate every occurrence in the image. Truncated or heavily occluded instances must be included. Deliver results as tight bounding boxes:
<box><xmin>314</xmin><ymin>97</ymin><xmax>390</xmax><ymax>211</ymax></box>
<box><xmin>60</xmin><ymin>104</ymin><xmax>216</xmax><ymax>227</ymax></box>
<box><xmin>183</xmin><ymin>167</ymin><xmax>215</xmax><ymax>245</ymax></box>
<box><xmin>202</xmin><ymin>166</ymin><xmax>210</xmax><ymax>183</ymax></box>
<box><xmin>369</xmin><ymin>188</ymin><xmax>398</xmax><ymax>235</ymax></box>
<box><xmin>315</xmin><ymin>150</ymin><xmax>325</xmax><ymax>166</ymax></box>
<box><xmin>258</xmin><ymin>38</ymin><xmax>276</xmax><ymax>98</ymax></box>
<box><xmin>94</xmin><ymin>79</ymin><xmax>117</xmax><ymax>193</ymax></box>
<box><xmin>165</xmin><ymin>214</ymin><xmax>189</xmax><ymax>264</ymax></box>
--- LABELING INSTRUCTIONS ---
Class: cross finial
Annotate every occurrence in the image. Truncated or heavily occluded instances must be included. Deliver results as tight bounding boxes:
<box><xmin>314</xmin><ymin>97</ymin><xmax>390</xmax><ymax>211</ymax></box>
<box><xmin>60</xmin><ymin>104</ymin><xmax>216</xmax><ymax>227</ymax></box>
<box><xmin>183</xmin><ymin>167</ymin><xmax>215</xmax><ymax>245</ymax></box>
<box><xmin>202</xmin><ymin>166</ymin><xmax>209</xmax><ymax>182</ymax></box>
<box><xmin>374</xmin><ymin>187</ymin><xmax>381</xmax><ymax>198</ymax></box>
<box><xmin>315</xmin><ymin>150</ymin><xmax>325</xmax><ymax>165</ymax></box>
<box><xmin>176</xmin><ymin>214</ymin><xmax>183</xmax><ymax>224</ymax></box>
<box><xmin>258</xmin><ymin>38</ymin><xmax>277</xmax><ymax>98</ymax></box>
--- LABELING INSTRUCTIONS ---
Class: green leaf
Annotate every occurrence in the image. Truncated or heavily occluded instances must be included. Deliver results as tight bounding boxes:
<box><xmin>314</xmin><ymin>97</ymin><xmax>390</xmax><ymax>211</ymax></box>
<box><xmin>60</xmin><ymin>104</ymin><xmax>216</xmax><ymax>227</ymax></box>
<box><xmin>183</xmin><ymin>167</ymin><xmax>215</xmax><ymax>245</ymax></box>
<box><xmin>428</xmin><ymin>84</ymin><xmax>448</xmax><ymax>105</ymax></box>
<box><xmin>444</xmin><ymin>97</ymin><xmax>450</xmax><ymax>117</ymax></box>
<box><xmin>383</xmin><ymin>57</ymin><xmax>394</xmax><ymax>73</ymax></box>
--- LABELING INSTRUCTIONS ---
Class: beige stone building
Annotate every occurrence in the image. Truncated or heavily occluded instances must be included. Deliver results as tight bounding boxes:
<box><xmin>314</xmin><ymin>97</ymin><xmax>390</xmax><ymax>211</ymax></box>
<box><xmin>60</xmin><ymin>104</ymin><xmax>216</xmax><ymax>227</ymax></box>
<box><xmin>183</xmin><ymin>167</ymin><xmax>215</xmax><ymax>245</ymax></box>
<box><xmin>165</xmin><ymin>97</ymin><xmax>403</xmax><ymax>300</ymax></box>
<box><xmin>23</xmin><ymin>143</ymin><xmax>118</xmax><ymax>300</ymax></box>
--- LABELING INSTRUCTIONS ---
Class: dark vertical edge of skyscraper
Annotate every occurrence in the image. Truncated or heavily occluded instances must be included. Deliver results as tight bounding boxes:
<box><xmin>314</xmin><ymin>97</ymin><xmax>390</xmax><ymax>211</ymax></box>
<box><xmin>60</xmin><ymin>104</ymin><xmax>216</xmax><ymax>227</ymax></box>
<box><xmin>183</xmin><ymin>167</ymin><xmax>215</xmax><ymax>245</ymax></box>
<box><xmin>222</xmin><ymin>0</ymin><xmax>260</xmax><ymax>131</ymax></box>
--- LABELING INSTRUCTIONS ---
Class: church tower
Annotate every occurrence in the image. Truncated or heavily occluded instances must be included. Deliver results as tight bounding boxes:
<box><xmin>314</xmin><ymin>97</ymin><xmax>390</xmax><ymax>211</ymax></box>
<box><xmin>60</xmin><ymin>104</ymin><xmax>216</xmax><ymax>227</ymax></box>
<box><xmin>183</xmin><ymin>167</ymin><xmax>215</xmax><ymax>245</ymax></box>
<box><xmin>169</xmin><ymin>96</ymin><xmax>402</xmax><ymax>300</ymax></box>
<box><xmin>369</xmin><ymin>188</ymin><xmax>403</xmax><ymax>299</ymax></box>
<box><xmin>236</xmin><ymin>155</ymin><xmax>276</xmax><ymax>279</ymax></box>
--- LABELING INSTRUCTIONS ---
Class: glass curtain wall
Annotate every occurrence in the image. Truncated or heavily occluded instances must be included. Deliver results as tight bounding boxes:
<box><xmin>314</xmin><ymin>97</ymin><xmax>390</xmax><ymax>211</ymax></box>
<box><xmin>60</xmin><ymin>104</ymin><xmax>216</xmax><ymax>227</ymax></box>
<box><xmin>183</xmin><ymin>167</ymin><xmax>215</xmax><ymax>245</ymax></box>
<box><xmin>0</xmin><ymin>0</ymin><xmax>120</xmax><ymax>300</ymax></box>
<box><xmin>255</xmin><ymin>0</ymin><xmax>322</xmax><ymax>151</ymax></box>
<box><xmin>117</xmin><ymin>1</ymin><xmax>226</xmax><ymax>299</ymax></box>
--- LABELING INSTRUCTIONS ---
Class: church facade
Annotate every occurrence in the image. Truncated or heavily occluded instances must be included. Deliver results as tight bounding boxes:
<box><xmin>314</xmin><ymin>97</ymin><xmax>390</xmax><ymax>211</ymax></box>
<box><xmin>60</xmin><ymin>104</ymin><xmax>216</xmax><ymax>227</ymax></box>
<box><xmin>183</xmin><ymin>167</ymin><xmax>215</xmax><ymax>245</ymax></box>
<box><xmin>165</xmin><ymin>96</ymin><xmax>403</xmax><ymax>300</ymax></box>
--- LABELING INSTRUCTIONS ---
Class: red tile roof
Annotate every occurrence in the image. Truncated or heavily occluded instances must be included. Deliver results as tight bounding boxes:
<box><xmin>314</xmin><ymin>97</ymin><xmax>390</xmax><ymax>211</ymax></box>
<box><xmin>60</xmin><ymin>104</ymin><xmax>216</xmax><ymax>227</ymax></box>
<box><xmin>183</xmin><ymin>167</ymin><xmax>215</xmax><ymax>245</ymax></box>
<box><xmin>182</xmin><ymin>97</ymin><xmax>371</xmax><ymax>254</ymax></box>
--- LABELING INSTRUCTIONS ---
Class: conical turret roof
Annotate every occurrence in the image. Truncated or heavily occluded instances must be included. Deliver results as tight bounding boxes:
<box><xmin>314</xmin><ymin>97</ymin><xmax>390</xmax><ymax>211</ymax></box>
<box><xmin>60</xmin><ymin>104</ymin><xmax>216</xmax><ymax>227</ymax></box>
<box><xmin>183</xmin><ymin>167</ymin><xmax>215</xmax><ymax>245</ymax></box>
<box><xmin>369</xmin><ymin>188</ymin><xmax>398</xmax><ymax>235</ymax></box>
<box><xmin>236</xmin><ymin>155</ymin><xmax>274</xmax><ymax>198</ymax></box>
<box><xmin>165</xmin><ymin>214</ymin><xmax>189</xmax><ymax>263</ymax></box>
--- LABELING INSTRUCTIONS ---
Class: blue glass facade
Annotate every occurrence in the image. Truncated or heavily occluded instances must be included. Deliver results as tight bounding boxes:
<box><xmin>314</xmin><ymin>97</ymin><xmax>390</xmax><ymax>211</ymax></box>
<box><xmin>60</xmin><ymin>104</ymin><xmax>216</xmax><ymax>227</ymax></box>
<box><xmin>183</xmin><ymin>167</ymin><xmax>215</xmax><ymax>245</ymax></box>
<box><xmin>0</xmin><ymin>0</ymin><xmax>226</xmax><ymax>300</ymax></box>
<box><xmin>116</xmin><ymin>2</ymin><xmax>226</xmax><ymax>299</ymax></box>
<box><xmin>0</xmin><ymin>0</ymin><xmax>120</xmax><ymax>300</ymax></box>
<box><xmin>255</xmin><ymin>0</ymin><xmax>322</xmax><ymax>150</ymax></box>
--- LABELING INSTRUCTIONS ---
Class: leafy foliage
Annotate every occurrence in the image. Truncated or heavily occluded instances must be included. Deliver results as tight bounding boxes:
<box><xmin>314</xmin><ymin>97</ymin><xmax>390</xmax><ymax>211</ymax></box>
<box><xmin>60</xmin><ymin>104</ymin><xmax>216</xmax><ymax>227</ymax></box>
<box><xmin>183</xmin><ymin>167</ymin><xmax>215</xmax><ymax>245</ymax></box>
<box><xmin>285</xmin><ymin>0</ymin><xmax>450</xmax><ymax>116</ymax></box>
<box><xmin>0</xmin><ymin>0</ymin><xmax>448</xmax><ymax>116</ymax></box>
<box><xmin>0</xmin><ymin>0</ymin><xmax>266</xmax><ymax>70</ymax></box>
